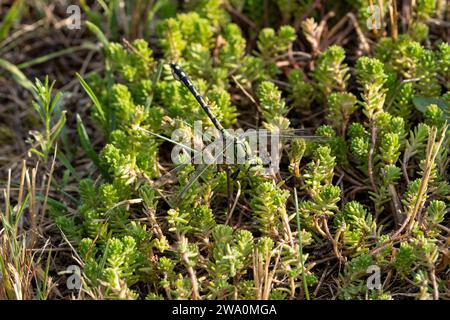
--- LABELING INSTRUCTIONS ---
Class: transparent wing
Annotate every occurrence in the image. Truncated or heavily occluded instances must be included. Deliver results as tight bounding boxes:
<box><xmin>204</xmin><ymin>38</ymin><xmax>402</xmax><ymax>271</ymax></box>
<box><xmin>175</xmin><ymin>163</ymin><xmax>212</xmax><ymax>204</ymax></box>
<box><xmin>175</xmin><ymin>136</ymin><xmax>236</xmax><ymax>203</ymax></box>
<box><xmin>136</xmin><ymin>126</ymin><xmax>198</xmax><ymax>154</ymax></box>
<box><xmin>240</xmin><ymin>129</ymin><xmax>329</xmax><ymax>141</ymax></box>
<box><xmin>277</xmin><ymin>128</ymin><xmax>317</xmax><ymax>135</ymax></box>
<box><xmin>138</xmin><ymin>121</ymin><xmax>220</xmax><ymax>149</ymax></box>
<box><xmin>137</xmin><ymin>126</ymin><xmax>205</xmax><ymax>197</ymax></box>
<box><xmin>267</xmin><ymin>135</ymin><xmax>329</xmax><ymax>142</ymax></box>
<box><xmin>152</xmin><ymin>161</ymin><xmax>190</xmax><ymax>189</ymax></box>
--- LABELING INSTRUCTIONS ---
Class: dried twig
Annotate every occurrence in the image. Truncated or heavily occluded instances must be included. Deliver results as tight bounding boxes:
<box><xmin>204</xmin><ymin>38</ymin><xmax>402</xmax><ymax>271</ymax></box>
<box><xmin>389</xmin><ymin>0</ymin><xmax>398</xmax><ymax>42</ymax></box>
<box><xmin>223</xmin><ymin>3</ymin><xmax>259</xmax><ymax>32</ymax></box>
<box><xmin>393</xmin><ymin>124</ymin><xmax>448</xmax><ymax>237</ymax></box>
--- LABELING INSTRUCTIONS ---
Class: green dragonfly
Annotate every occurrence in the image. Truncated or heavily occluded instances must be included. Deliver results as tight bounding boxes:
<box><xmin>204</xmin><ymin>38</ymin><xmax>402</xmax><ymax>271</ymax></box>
<box><xmin>138</xmin><ymin>63</ymin><xmax>327</xmax><ymax>203</ymax></box>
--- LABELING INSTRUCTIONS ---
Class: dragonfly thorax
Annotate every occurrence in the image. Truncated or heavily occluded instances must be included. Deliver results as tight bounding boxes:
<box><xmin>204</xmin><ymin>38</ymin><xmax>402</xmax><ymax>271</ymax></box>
<box><xmin>171</xmin><ymin>67</ymin><xmax>181</xmax><ymax>81</ymax></box>
<box><xmin>233</xmin><ymin>137</ymin><xmax>252</xmax><ymax>163</ymax></box>
<box><xmin>170</xmin><ymin>63</ymin><xmax>188</xmax><ymax>82</ymax></box>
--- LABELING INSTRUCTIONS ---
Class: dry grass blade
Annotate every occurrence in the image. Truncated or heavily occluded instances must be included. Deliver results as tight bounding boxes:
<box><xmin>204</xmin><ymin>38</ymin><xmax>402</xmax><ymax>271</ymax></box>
<box><xmin>0</xmin><ymin>162</ymin><xmax>54</xmax><ymax>300</ymax></box>
<box><xmin>0</xmin><ymin>58</ymin><xmax>34</xmax><ymax>92</ymax></box>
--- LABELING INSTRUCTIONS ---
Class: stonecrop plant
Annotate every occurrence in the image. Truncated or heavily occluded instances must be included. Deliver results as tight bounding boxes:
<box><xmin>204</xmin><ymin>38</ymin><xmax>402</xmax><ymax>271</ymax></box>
<box><xmin>0</xmin><ymin>0</ymin><xmax>448</xmax><ymax>301</ymax></box>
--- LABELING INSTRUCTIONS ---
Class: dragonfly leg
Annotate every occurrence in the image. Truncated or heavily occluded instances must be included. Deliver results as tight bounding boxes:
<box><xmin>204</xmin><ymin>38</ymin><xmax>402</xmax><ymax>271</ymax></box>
<box><xmin>230</xmin><ymin>168</ymin><xmax>240</xmax><ymax>180</ymax></box>
<box><xmin>231</xmin><ymin>162</ymin><xmax>258</xmax><ymax>180</ymax></box>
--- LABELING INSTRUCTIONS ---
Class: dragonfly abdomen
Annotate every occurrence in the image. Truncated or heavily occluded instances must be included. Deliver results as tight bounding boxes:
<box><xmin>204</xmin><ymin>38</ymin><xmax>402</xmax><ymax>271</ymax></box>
<box><xmin>170</xmin><ymin>63</ymin><xmax>226</xmax><ymax>135</ymax></box>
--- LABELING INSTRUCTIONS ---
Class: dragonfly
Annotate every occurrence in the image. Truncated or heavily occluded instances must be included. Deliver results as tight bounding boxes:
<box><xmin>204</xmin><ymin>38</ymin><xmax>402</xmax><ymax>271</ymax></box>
<box><xmin>138</xmin><ymin>63</ymin><xmax>327</xmax><ymax>205</ymax></box>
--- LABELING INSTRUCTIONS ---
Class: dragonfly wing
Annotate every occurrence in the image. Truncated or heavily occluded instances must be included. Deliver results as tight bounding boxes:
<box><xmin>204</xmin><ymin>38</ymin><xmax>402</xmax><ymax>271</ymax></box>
<box><xmin>175</xmin><ymin>135</ymin><xmax>236</xmax><ymax>203</ymax></box>
<box><xmin>152</xmin><ymin>162</ymin><xmax>190</xmax><ymax>189</ymax></box>
<box><xmin>240</xmin><ymin>128</ymin><xmax>315</xmax><ymax>138</ymax></box>
<box><xmin>240</xmin><ymin>130</ymin><xmax>329</xmax><ymax>141</ymax></box>
<box><xmin>137</xmin><ymin>126</ymin><xmax>198</xmax><ymax>154</ymax></box>
<box><xmin>175</xmin><ymin>163</ymin><xmax>212</xmax><ymax>203</ymax></box>
<box><xmin>268</xmin><ymin>135</ymin><xmax>330</xmax><ymax>141</ymax></box>
<box><xmin>276</xmin><ymin>128</ymin><xmax>316</xmax><ymax>135</ymax></box>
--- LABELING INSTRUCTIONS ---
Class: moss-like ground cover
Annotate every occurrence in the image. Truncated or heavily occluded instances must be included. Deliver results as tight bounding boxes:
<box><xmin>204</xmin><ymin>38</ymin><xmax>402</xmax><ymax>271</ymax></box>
<box><xmin>0</xmin><ymin>0</ymin><xmax>449</xmax><ymax>300</ymax></box>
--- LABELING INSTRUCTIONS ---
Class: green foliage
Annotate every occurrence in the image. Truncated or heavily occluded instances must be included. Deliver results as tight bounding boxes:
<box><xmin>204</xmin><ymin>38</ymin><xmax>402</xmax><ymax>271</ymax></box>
<box><xmin>390</xmin><ymin>82</ymin><xmax>414</xmax><ymax>121</ymax></box>
<box><xmin>395</xmin><ymin>242</ymin><xmax>416</xmax><ymax>275</ymax></box>
<box><xmin>257</xmin><ymin>81</ymin><xmax>289</xmax><ymax>124</ymax></box>
<box><xmin>27</xmin><ymin>0</ymin><xmax>448</xmax><ymax>301</ymax></box>
<box><xmin>327</xmin><ymin>92</ymin><xmax>357</xmax><ymax>134</ymax></box>
<box><xmin>288</xmin><ymin>69</ymin><xmax>315</xmax><ymax>110</ymax></box>
<box><xmin>209</xmin><ymin>225</ymin><xmax>253</xmax><ymax>281</ymax></box>
<box><xmin>424</xmin><ymin>200</ymin><xmax>447</xmax><ymax>236</ymax></box>
<box><xmin>303</xmin><ymin>145</ymin><xmax>336</xmax><ymax>189</ymax></box>
<box><xmin>158</xmin><ymin>12</ymin><xmax>215</xmax><ymax>61</ymax></box>
<box><xmin>80</xmin><ymin>235</ymin><xmax>147</xmax><ymax>299</ymax></box>
<box><xmin>348</xmin><ymin>122</ymin><xmax>369</xmax><ymax>165</ymax></box>
<box><xmin>416</xmin><ymin>0</ymin><xmax>437</xmax><ymax>21</ymax></box>
<box><xmin>404</xmin><ymin>0</ymin><xmax>436</xmax><ymax>41</ymax></box>
<box><xmin>414</xmin><ymin>50</ymin><xmax>441</xmax><ymax>97</ymax></box>
<box><xmin>424</xmin><ymin>104</ymin><xmax>445</xmax><ymax>127</ymax></box>
<box><xmin>256</xmin><ymin>26</ymin><xmax>296</xmax><ymax>76</ymax></box>
<box><xmin>376</xmin><ymin>36</ymin><xmax>423</xmax><ymax>79</ymax></box>
<box><xmin>395</xmin><ymin>233</ymin><xmax>439</xmax><ymax>293</ymax></box>
<box><xmin>250</xmin><ymin>181</ymin><xmax>290</xmax><ymax>237</ymax></box>
<box><xmin>299</xmin><ymin>146</ymin><xmax>341</xmax><ymax>235</ymax></box>
<box><xmin>437</xmin><ymin>43</ymin><xmax>449</xmax><ymax>90</ymax></box>
<box><xmin>0</xmin><ymin>0</ymin><xmax>24</xmax><ymax>42</ymax></box>
<box><xmin>315</xmin><ymin>125</ymin><xmax>347</xmax><ymax>164</ymax></box>
<box><xmin>356</xmin><ymin>57</ymin><xmax>388</xmax><ymax>120</ymax></box>
<box><xmin>313</xmin><ymin>45</ymin><xmax>349</xmax><ymax>99</ymax></box>
<box><xmin>338</xmin><ymin>251</ymin><xmax>392</xmax><ymax>300</ymax></box>
<box><xmin>28</xmin><ymin>77</ymin><xmax>66</xmax><ymax>160</ymax></box>
<box><xmin>276</xmin><ymin>0</ymin><xmax>312</xmax><ymax>24</ymax></box>
<box><xmin>334</xmin><ymin>201</ymin><xmax>376</xmax><ymax>251</ymax></box>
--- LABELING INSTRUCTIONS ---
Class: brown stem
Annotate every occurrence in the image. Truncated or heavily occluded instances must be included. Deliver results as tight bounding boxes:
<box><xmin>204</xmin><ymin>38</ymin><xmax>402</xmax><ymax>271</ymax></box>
<box><xmin>377</xmin><ymin>0</ymin><xmax>385</xmax><ymax>33</ymax></box>
<box><xmin>226</xmin><ymin>181</ymin><xmax>241</xmax><ymax>225</ymax></box>
<box><xmin>263</xmin><ymin>0</ymin><xmax>269</xmax><ymax>27</ymax></box>
<box><xmin>145</xmin><ymin>206</ymin><xmax>163</xmax><ymax>239</ymax></box>
<box><xmin>389</xmin><ymin>0</ymin><xmax>398</xmax><ymax>42</ymax></box>
<box><xmin>368</xmin><ymin>0</ymin><xmax>379</xmax><ymax>36</ymax></box>
<box><xmin>178</xmin><ymin>235</ymin><xmax>200</xmax><ymax>300</ymax></box>
<box><xmin>184</xmin><ymin>263</ymin><xmax>200</xmax><ymax>300</ymax></box>
<box><xmin>326</xmin><ymin>14</ymin><xmax>349</xmax><ymax>44</ymax></box>
<box><xmin>223</xmin><ymin>3</ymin><xmax>259</xmax><ymax>32</ymax></box>
<box><xmin>313</xmin><ymin>265</ymin><xmax>331</xmax><ymax>298</ymax></box>
<box><xmin>226</xmin><ymin>167</ymin><xmax>232</xmax><ymax>217</ymax></box>
<box><xmin>26</xmin><ymin>163</ymin><xmax>39</xmax><ymax>248</ymax></box>
<box><xmin>429</xmin><ymin>267</ymin><xmax>439</xmax><ymax>300</ymax></box>
<box><xmin>401</xmin><ymin>158</ymin><xmax>411</xmax><ymax>184</ymax></box>
<box><xmin>393</xmin><ymin>124</ymin><xmax>448</xmax><ymax>237</ymax></box>
<box><xmin>388</xmin><ymin>183</ymin><xmax>404</xmax><ymax>226</ymax></box>
<box><xmin>335</xmin><ymin>167</ymin><xmax>364</xmax><ymax>186</ymax></box>
<box><xmin>406</xmin><ymin>125</ymin><xmax>447</xmax><ymax>232</ymax></box>
<box><xmin>347</xmin><ymin>13</ymin><xmax>371</xmax><ymax>53</ymax></box>
<box><xmin>130</xmin><ymin>0</ymin><xmax>142</xmax><ymax>39</ymax></box>
<box><xmin>180</xmin><ymin>240</ymin><xmax>200</xmax><ymax>299</ymax></box>
<box><xmin>295</xmin><ymin>0</ymin><xmax>320</xmax><ymax>32</ymax></box>
<box><xmin>313</xmin><ymin>218</ymin><xmax>327</xmax><ymax>238</ymax></box>
<box><xmin>40</xmin><ymin>145</ymin><xmax>57</xmax><ymax>227</ymax></box>
<box><xmin>322</xmin><ymin>218</ymin><xmax>345</xmax><ymax>263</ymax></box>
